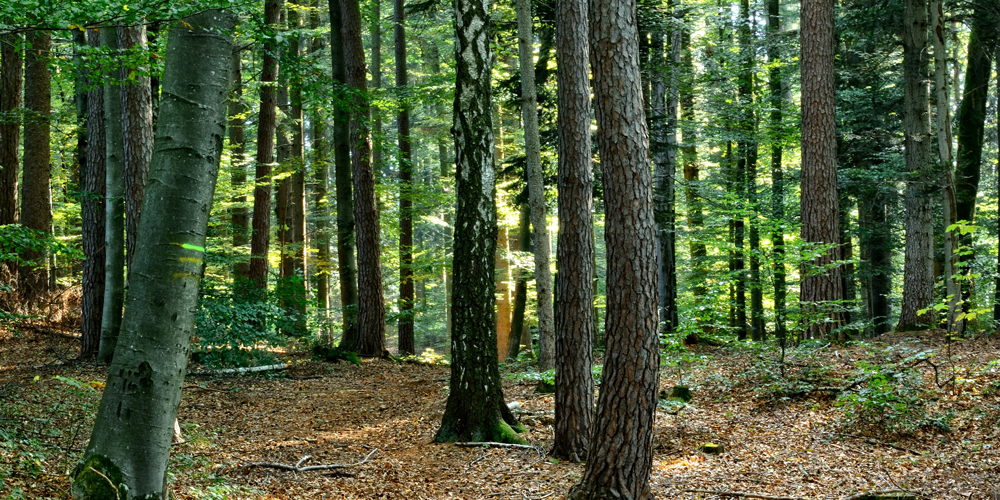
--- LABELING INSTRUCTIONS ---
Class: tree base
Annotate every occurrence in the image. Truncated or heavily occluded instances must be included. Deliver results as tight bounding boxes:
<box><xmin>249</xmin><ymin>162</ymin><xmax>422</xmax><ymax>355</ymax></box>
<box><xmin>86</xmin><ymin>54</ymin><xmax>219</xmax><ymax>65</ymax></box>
<box><xmin>434</xmin><ymin>415</ymin><xmax>528</xmax><ymax>444</ymax></box>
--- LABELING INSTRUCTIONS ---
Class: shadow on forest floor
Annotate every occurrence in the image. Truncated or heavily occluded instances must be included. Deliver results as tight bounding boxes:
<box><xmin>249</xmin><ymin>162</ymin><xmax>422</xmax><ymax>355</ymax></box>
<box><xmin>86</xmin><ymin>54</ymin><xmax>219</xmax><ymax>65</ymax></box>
<box><xmin>2</xmin><ymin>322</ymin><xmax>999</xmax><ymax>499</ymax></box>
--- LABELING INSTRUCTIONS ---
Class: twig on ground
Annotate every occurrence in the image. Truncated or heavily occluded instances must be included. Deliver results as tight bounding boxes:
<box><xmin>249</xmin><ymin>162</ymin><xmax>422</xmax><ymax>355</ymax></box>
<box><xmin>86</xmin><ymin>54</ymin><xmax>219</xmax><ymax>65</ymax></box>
<box><xmin>455</xmin><ymin>442</ymin><xmax>537</xmax><ymax>450</ymax></box>
<box><xmin>182</xmin><ymin>384</ymin><xmax>230</xmax><ymax>393</ymax></box>
<box><xmin>464</xmin><ymin>451</ymin><xmax>491</xmax><ymax>473</ymax></box>
<box><xmin>842</xmin><ymin>489</ymin><xmax>927</xmax><ymax>500</ymax></box>
<box><xmin>681</xmin><ymin>490</ymin><xmax>806</xmax><ymax>500</ymax></box>
<box><xmin>240</xmin><ymin>448</ymin><xmax>378</xmax><ymax>473</ymax></box>
<box><xmin>821</xmin><ymin>432</ymin><xmax>923</xmax><ymax>456</ymax></box>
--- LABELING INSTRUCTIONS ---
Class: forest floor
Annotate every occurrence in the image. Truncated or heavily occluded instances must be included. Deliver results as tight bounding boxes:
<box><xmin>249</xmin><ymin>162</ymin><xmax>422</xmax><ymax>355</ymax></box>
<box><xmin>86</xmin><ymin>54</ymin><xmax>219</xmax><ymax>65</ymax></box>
<box><xmin>2</xmin><ymin>321</ymin><xmax>999</xmax><ymax>500</ymax></box>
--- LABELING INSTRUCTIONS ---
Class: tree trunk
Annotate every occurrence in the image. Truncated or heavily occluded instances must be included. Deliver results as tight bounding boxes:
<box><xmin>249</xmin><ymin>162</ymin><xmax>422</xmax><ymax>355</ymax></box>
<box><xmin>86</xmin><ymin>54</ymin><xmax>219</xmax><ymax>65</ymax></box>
<box><xmin>229</xmin><ymin>48</ymin><xmax>250</xmax><ymax>279</ymax></box>
<box><xmin>329</xmin><ymin>0</ymin><xmax>360</xmax><ymax>346</ymax></box>
<box><xmin>552</xmin><ymin>0</ymin><xmax>594</xmax><ymax>462</ymax></box>
<box><xmin>897</xmin><ymin>0</ymin><xmax>935</xmax><ymax>332</ymax></box>
<box><xmin>288</xmin><ymin>4</ymin><xmax>308</xmax><ymax>331</ymax></box>
<box><xmin>19</xmin><ymin>30</ymin><xmax>51</xmax><ymax>299</ymax></box>
<box><xmin>767</xmin><ymin>0</ymin><xmax>786</xmax><ymax>342</ymax></box>
<box><xmin>434</xmin><ymin>0</ymin><xmax>526</xmax><ymax>444</ymax></box>
<box><xmin>310</xmin><ymin>1</ymin><xmax>332</xmax><ymax>340</ymax></box>
<box><xmin>118</xmin><ymin>25</ymin><xmax>153</xmax><ymax>280</ymax></box>
<box><xmin>515</xmin><ymin>0</ymin><xmax>555</xmax><ymax>371</ymax></box>
<box><xmin>507</xmin><ymin>201</ymin><xmax>531</xmax><ymax>360</ymax></box>
<box><xmin>568</xmin><ymin>0</ymin><xmax>659</xmax><ymax>494</ymax></box>
<box><xmin>994</xmin><ymin>43</ymin><xmax>1000</xmax><ymax>325</ymax></box>
<box><xmin>496</xmin><ymin>226</ymin><xmax>512</xmax><ymax>359</ymax></box>
<box><xmin>71</xmin><ymin>11</ymin><xmax>234</xmax><ymax>499</ymax></box>
<box><xmin>80</xmin><ymin>30</ymin><xmax>107</xmax><ymax>361</ymax></box>
<box><xmin>738</xmin><ymin>0</ymin><xmax>763</xmax><ymax>341</ymax></box>
<box><xmin>799</xmin><ymin>0</ymin><xmax>842</xmax><ymax>339</ymax></box>
<box><xmin>249</xmin><ymin>0</ymin><xmax>282</xmax><ymax>293</ymax></box>
<box><xmin>0</xmin><ymin>34</ymin><xmax>22</xmax><ymax>234</ymax></box>
<box><xmin>652</xmin><ymin>10</ymin><xmax>680</xmax><ymax>336</ymax></box>
<box><xmin>371</xmin><ymin>0</ymin><xmax>383</xmax><ymax>191</ymax></box>
<box><xmin>98</xmin><ymin>28</ymin><xmax>125</xmax><ymax>363</ymax></box>
<box><xmin>341</xmin><ymin>0</ymin><xmax>387</xmax><ymax>356</ymax></box>
<box><xmin>396</xmin><ymin>0</ymin><xmax>415</xmax><ymax>355</ymax></box>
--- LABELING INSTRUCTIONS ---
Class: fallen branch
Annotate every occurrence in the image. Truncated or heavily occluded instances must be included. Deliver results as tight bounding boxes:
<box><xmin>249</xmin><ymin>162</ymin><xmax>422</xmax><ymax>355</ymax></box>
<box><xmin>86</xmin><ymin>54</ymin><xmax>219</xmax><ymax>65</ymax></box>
<box><xmin>455</xmin><ymin>442</ymin><xmax>537</xmax><ymax>450</ymax></box>
<box><xmin>240</xmin><ymin>448</ymin><xmax>378</xmax><ymax>473</ymax></box>
<box><xmin>842</xmin><ymin>489</ymin><xmax>925</xmax><ymax>500</ymax></box>
<box><xmin>187</xmin><ymin>363</ymin><xmax>288</xmax><ymax>377</ymax></box>
<box><xmin>820</xmin><ymin>432</ymin><xmax>922</xmax><ymax>456</ymax></box>
<box><xmin>681</xmin><ymin>489</ymin><xmax>806</xmax><ymax>500</ymax></box>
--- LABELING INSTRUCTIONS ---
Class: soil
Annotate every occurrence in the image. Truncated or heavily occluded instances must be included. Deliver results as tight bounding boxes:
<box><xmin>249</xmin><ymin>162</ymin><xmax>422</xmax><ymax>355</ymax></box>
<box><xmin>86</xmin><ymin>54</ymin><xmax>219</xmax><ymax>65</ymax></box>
<box><xmin>2</xmin><ymin>322</ymin><xmax>999</xmax><ymax>499</ymax></box>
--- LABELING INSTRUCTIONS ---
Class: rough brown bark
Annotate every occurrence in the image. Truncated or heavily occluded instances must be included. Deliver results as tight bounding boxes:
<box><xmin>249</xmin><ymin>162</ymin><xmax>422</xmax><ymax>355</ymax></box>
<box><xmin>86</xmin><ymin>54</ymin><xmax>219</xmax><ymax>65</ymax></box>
<box><xmin>309</xmin><ymin>0</ymin><xmax>332</xmax><ymax>339</ymax></box>
<box><xmin>118</xmin><ymin>25</ymin><xmax>153</xmax><ymax>280</ymax></box>
<box><xmin>552</xmin><ymin>0</ymin><xmax>594</xmax><ymax>463</ymax></box>
<box><xmin>897</xmin><ymin>0</ymin><xmax>935</xmax><ymax>332</ymax></box>
<box><xmin>396</xmin><ymin>0</ymin><xmax>415</xmax><ymax>355</ymax></box>
<box><xmin>567</xmin><ymin>0</ymin><xmax>660</xmax><ymax>494</ymax></box>
<box><xmin>81</xmin><ymin>30</ymin><xmax>107</xmax><ymax>361</ymax></box>
<box><xmin>341</xmin><ymin>0</ymin><xmax>386</xmax><ymax>356</ymax></box>
<box><xmin>19</xmin><ymin>31</ymin><xmax>51</xmax><ymax>299</ymax></box>
<box><xmin>799</xmin><ymin>0</ymin><xmax>842</xmax><ymax>339</ymax></box>
<box><xmin>0</xmin><ymin>34</ymin><xmax>21</xmax><ymax>231</ymax></box>
<box><xmin>229</xmin><ymin>48</ymin><xmax>250</xmax><ymax>279</ymax></box>
<box><xmin>249</xmin><ymin>0</ymin><xmax>283</xmax><ymax>293</ymax></box>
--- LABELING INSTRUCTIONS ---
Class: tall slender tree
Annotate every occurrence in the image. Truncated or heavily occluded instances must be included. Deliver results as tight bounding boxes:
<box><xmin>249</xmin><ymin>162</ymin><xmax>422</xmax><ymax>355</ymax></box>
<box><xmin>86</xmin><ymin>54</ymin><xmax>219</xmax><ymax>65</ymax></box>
<box><xmin>98</xmin><ymin>27</ymin><xmax>125</xmax><ymax>363</ymax></box>
<box><xmin>229</xmin><ymin>49</ymin><xmax>250</xmax><ymax>279</ymax></box>
<box><xmin>551</xmin><ymin>0</ymin><xmax>595</xmax><ymax>462</ymax></box>
<box><xmin>767</xmin><ymin>0</ymin><xmax>786</xmax><ymax>342</ymax></box>
<box><xmin>71</xmin><ymin>11</ymin><xmax>234</xmax><ymax>498</ymax></box>
<box><xmin>0</xmin><ymin>34</ymin><xmax>21</xmax><ymax>237</ymax></box>
<box><xmin>119</xmin><ymin>25</ymin><xmax>153</xmax><ymax>279</ymax></box>
<box><xmin>568</xmin><ymin>0</ymin><xmax>660</xmax><ymax>494</ymax></box>
<box><xmin>396</xmin><ymin>0</ymin><xmax>415</xmax><ymax>355</ymax></box>
<box><xmin>80</xmin><ymin>29</ymin><xmax>107</xmax><ymax>361</ymax></box>
<box><xmin>19</xmin><ymin>30</ymin><xmax>52</xmax><ymax>299</ymax></box>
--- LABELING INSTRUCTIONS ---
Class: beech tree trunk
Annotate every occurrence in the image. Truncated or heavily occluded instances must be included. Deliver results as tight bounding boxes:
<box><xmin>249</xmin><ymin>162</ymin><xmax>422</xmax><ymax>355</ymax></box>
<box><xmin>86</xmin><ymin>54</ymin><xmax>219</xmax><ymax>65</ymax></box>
<box><xmin>552</xmin><ymin>0</ymin><xmax>594</xmax><ymax>462</ymax></box>
<box><xmin>19</xmin><ymin>31</ymin><xmax>51</xmax><ymax>299</ymax></box>
<box><xmin>328</xmin><ymin>0</ymin><xmax>360</xmax><ymax>346</ymax></box>
<box><xmin>81</xmin><ymin>30</ymin><xmax>107</xmax><ymax>361</ymax></box>
<box><xmin>98</xmin><ymin>28</ymin><xmax>125</xmax><ymax>363</ymax></box>
<box><xmin>799</xmin><ymin>0</ymin><xmax>842</xmax><ymax>339</ymax></box>
<box><xmin>118</xmin><ymin>25</ymin><xmax>153</xmax><ymax>280</ymax></box>
<box><xmin>249</xmin><ymin>0</ymin><xmax>282</xmax><ymax>293</ymax></box>
<box><xmin>71</xmin><ymin>11</ymin><xmax>233</xmax><ymax>499</ymax></box>
<box><xmin>516</xmin><ymin>0</ymin><xmax>556</xmax><ymax>372</ymax></box>
<box><xmin>396</xmin><ymin>0</ymin><xmax>415</xmax><ymax>355</ymax></box>
<box><xmin>897</xmin><ymin>0</ymin><xmax>935</xmax><ymax>332</ymax></box>
<box><xmin>568</xmin><ymin>0</ymin><xmax>660</xmax><ymax>494</ymax></box>
<box><xmin>341</xmin><ymin>0</ymin><xmax>387</xmax><ymax>356</ymax></box>
<box><xmin>434</xmin><ymin>0</ymin><xmax>526</xmax><ymax>444</ymax></box>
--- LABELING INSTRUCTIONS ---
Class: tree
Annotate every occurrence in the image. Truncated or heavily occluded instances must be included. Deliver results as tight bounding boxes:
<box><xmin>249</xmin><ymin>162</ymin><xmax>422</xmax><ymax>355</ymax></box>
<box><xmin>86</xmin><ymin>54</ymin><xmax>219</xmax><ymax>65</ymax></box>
<box><xmin>0</xmin><ymin>34</ymin><xmax>21</xmax><ymax>235</ymax></box>
<box><xmin>396</xmin><ymin>0</ymin><xmax>415</xmax><ymax>355</ymax></box>
<box><xmin>799</xmin><ymin>0</ymin><xmax>842</xmax><ymax>339</ymax></box>
<box><xmin>434</xmin><ymin>0</ymin><xmax>526</xmax><ymax>444</ymax></box>
<box><xmin>767</xmin><ymin>0</ymin><xmax>786</xmax><ymax>341</ymax></box>
<box><xmin>19</xmin><ymin>30</ymin><xmax>51</xmax><ymax>299</ymax></box>
<box><xmin>567</xmin><ymin>0</ymin><xmax>660</xmax><ymax>494</ymax></box>
<box><xmin>98</xmin><ymin>28</ymin><xmax>125</xmax><ymax>363</ymax></box>
<box><xmin>249</xmin><ymin>0</ymin><xmax>282</xmax><ymax>294</ymax></box>
<box><xmin>340</xmin><ymin>0</ymin><xmax>387</xmax><ymax>356</ymax></box>
<box><xmin>71</xmin><ymin>10</ymin><xmax>234</xmax><ymax>498</ymax></box>
<box><xmin>896</xmin><ymin>0</ymin><xmax>934</xmax><ymax>332</ymax></box>
<box><xmin>229</xmin><ymin>48</ymin><xmax>250</xmax><ymax>279</ymax></box>
<box><xmin>119</xmin><ymin>25</ymin><xmax>153</xmax><ymax>278</ymax></box>
<box><xmin>80</xmin><ymin>29</ymin><xmax>107</xmax><ymax>361</ymax></box>
<box><xmin>551</xmin><ymin>0</ymin><xmax>594</xmax><ymax>463</ymax></box>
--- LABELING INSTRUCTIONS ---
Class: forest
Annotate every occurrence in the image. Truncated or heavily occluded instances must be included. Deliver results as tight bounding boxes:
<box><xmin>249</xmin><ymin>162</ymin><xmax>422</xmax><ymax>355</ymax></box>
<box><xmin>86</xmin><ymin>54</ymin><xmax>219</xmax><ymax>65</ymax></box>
<box><xmin>1</xmin><ymin>0</ymin><xmax>999</xmax><ymax>498</ymax></box>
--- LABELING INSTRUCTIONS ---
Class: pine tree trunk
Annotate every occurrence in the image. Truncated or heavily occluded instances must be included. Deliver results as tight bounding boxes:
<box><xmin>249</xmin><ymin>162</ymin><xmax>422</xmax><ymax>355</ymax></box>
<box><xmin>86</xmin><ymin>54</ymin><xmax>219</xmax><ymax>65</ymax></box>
<box><xmin>552</xmin><ymin>0</ymin><xmax>594</xmax><ymax>462</ymax></box>
<box><xmin>341</xmin><ymin>0</ymin><xmax>387</xmax><ymax>356</ymax></box>
<box><xmin>515</xmin><ymin>0</ymin><xmax>556</xmax><ymax>370</ymax></box>
<box><xmin>98</xmin><ymin>28</ymin><xmax>125</xmax><ymax>363</ymax></box>
<box><xmin>329</xmin><ymin>0</ymin><xmax>360</xmax><ymax>346</ymax></box>
<box><xmin>19</xmin><ymin>31</ymin><xmax>51</xmax><ymax>299</ymax></box>
<box><xmin>288</xmin><ymin>4</ymin><xmax>308</xmax><ymax>331</ymax></box>
<box><xmin>249</xmin><ymin>0</ymin><xmax>282</xmax><ymax>293</ymax></box>
<box><xmin>897</xmin><ymin>0</ymin><xmax>935</xmax><ymax>332</ymax></box>
<box><xmin>652</xmin><ymin>13</ymin><xmax>680</xmax><ymax>336</ymax></box>
<box><xmin>371</xmin><ymin>0</ymin><xmax>383</xmax><ymax>188</ymax></box>
<box><xmin>568</xmin><ymin>0</ymin><xmax>659</xmax><ymax>493</ymax></box>
<box><xmin>396</xmin><ymin>0</ymin><xmax>415</xmax><ymax>355</ymax></box>
<box><xmin>118</xmin><ymin>25</ymin><xmax>153</xmax><ymax>280</ymax></box>
<box><xmin>71</xmin><ymin>11</ymin><xmax>234</xmax><ymax>499</ymax></box>
<box><xmin>0</xmin><ymin>34</ymin><xmax>21</xmax><ymax>239</ymax></box>
<box><xmin>229</xmin><ymin>48</ymin><xmax>250</xmax><ymax>279</ymax></box>
<box><xmin>434</xmin><ymin>0</ymin><xmax>526</xmax><ymax>444</ymax></box>
<box><xmin>80</xmin><ymin>30</ymin><xmax>107</xmax><ymax>361</ymax></box>
<box><xmin>799</xmin><ymin>0</ymin><xmax>842</xmax><ymax>339</ymax></box>
<box><xmin>309</xmin><ymin>1</ymin><xmax>332</xmax><ymax>340</ymax></box>
<box><xmin>496</xmin><ymin>226</ymin><xmax>512</xmax><ymax>359</ymax></box>
<box><xmin>767</xmin><ymin>0</ymin><xmax>786</xmax><ymax>342</ymax></box>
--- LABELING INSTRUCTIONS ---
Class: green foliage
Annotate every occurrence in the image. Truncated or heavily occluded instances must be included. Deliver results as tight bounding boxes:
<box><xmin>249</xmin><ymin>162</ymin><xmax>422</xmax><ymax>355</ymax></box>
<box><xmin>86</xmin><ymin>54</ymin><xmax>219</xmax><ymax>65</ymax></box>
<box><xmin>398</xmin><ymin>347</ymin><xmax>449</xmax><ymax>365</ymax></box>
<box><xmin>311</xmin><ymin>343</ymin><xmax>362</xmax><ymax>365</ymax></box>
<box><xmin>192</xmin><ymin>280</ymin><xmax>286</xmax><ymax>369</ymax></box>
<box><xmin>506</xmin><ymin>365</ymin><xmax>603</xmax><ymax>386</ymax></box>
<box><xmin>834</xmin><ymin>359</ymin><xmax>949</xmax><ymax>437</ymax></box>
<box><xmin>0</xmin><ymin>224</ymin><xmax>81</xmax><ymax>266</ymax></box>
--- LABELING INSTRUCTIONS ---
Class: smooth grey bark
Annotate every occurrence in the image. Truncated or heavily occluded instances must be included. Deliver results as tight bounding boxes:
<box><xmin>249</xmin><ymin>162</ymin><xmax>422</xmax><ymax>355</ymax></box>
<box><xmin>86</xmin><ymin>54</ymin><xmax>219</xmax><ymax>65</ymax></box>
<box><xmin>98</xmin><ymin>28</ymin><xmax>125</xmax><ymax>363</ymax></box>
<box><xmin>1</xmin><ymin>34</ymin><xmax>22</xmax><ymax>230</ymax></box>
<box><xmin>81</xmin><ymin>30</ymin><xmax>107</xmax><ymax>361</ymax></box>
<box><xmin>568</xmin><ymin>0</ymin><xmax>659</xmax><ymax>494</ymax></box>
<box><xmin>19</xmin><ymin>30</ymin><xmax>51</xmax><ymax>299</ymax></box>
<box><xmin>897</xmin><ymin>0</ymin><xmax>935</xmax><ymax>331</ymax></box>
<box><xmin>552</xmin><ymin>0</ymin><xmax>594</xmax><ymax>463</ymax></box>
<box><xmin>71</xmin><ymin>10</ymin><xmax>234</xmax><ymax>499</ymax></box>
<box><xmin>515</xmin><ymin>0</ymin><xmax>555</xmax><ymax>372</ymax></box>
<box><xmin>119</xmin><ymin>25</ymin><xmax>153</xmax><ymax>280</ymax></box>
<box><xmin>434</xmin><ymin>0</ymin><xmax>526</xmax><ymax>444</ymax></box>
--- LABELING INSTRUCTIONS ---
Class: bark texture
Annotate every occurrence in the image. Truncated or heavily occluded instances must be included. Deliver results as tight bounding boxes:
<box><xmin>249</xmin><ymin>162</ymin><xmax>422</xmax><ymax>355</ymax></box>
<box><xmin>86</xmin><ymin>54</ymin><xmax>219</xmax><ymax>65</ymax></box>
<box><xmin>341</xmin><ymin>0</ymin><xmax>387</xmax><ymax>356</ymax></box>
<box><xmin>81</xmin><ymin>30</ymin><xmax>107</xmax><ymax>361</ymax></box>
<box><xmin>99</xmin><ymin>28</ymin><xmax>126</xmax><ymax>363</ymax></box>
<box><xmin>71</xmin><ymin>10</ymin><xmax>233</xmax><ymax>499</ymax></box>
<box><xmin>434</xmin><ymin>0</ymin><xmax>526</xmax><ymax>444</ymax></box>
<box><xmin>118</xmin><ymin>25</ymin><xmax>153</xmax><ymax>279</ymax></box>
<box><xmin>568</xmin><ymin>0</ymin><xmax>660</xmax><ymax>494</ymax></box>
<box><xmin>799</xmin><ymin>0</ymin><xmax>842</xmax><ymax>339</ymax></box>
<box><xmin>516</xmin><ymin>0</ymin><xmax>555</xmax><ymax>371</ymax></box>
<box><xmin>0</xmin><ymin>34</ymin><xmax>21</xmax><ymax>230</ymax></box>
<box><xmin>396</xmin><ymin>0</ymin><xmax>415</xmax><ymax>355</ymax></box>
<box><xmin>552</xmin><ymin>0</ymin><xmax>594</xmax><ymax>463</ymax></box>
<box><xmin>767</xmin><ymin>0</ymin><xmax>786</xmax><ymax>341</ymax></box>
<box><xmin>897</xmin><ymin>0</ymin><xmax>935</xmax><ymax>332</ymax></box>
<box><xmin>19</xmin><ymin>31</ymin><xmax>52</xmax><ymax>299</ymax></box>
<box><xmin>229</xmin><ymin>48</ymin><xmax>250</xmax><ymax>279</ymax></box>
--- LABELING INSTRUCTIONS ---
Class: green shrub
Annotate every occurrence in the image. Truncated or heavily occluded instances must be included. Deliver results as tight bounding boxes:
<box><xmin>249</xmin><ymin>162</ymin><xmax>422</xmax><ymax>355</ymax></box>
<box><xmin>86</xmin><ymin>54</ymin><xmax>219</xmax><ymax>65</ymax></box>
<box><xmin>192</xmin><ymin>280</ymin><xmax>286</xmax><ymax>368</ymax></box>
<box><xmin>835</xmin><ymin>361</ymin><xmax>929</xmax><ymax>437</ymax></box>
